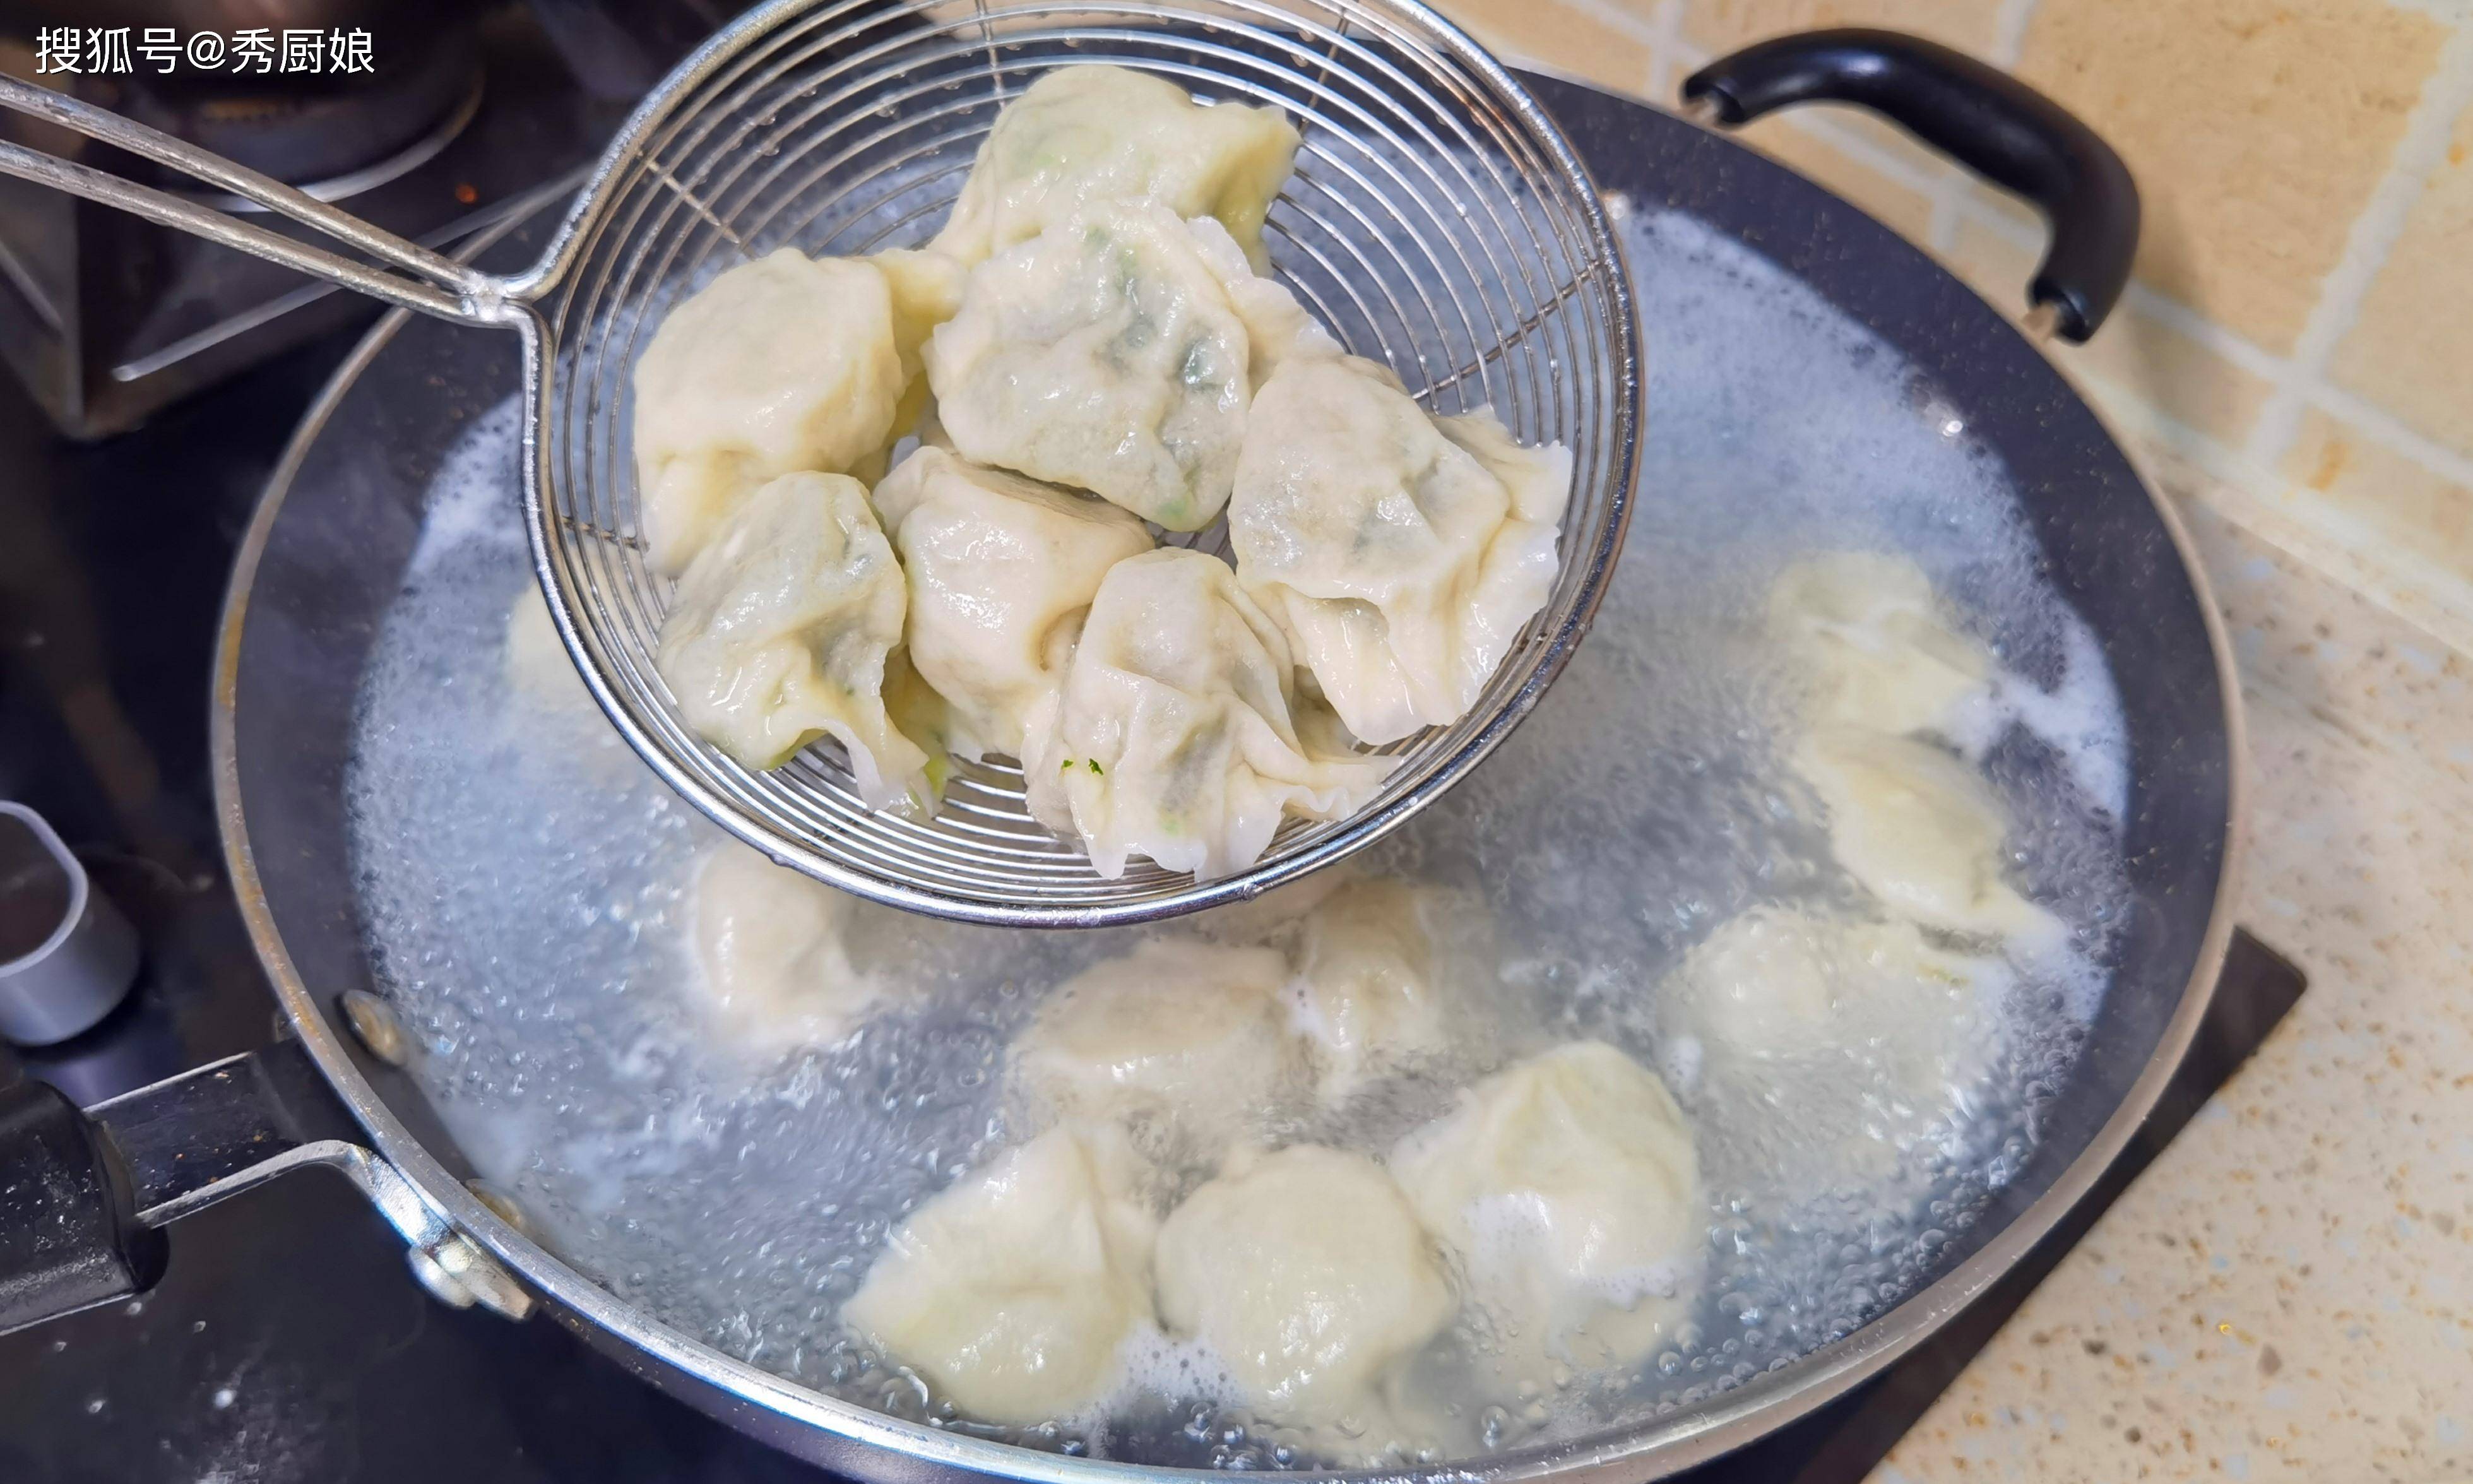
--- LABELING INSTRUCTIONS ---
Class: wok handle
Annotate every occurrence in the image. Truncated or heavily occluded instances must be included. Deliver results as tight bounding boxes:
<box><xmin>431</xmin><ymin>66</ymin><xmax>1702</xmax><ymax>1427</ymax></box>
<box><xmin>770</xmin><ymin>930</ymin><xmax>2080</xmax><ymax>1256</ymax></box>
<box><xmin>0</xmin><ymin>1077</ymin><xmax>165</xmax><ymax>1333</ymax></box>
<box><xmin>0</xmin><ymin>1040</ymin><xmax>531</xmax><ymax>1334</ymax></box>
<box><xmin>1680</xmin><ymin>28</ymin><xmax>2139</xmax><ymax>343</ymax></box>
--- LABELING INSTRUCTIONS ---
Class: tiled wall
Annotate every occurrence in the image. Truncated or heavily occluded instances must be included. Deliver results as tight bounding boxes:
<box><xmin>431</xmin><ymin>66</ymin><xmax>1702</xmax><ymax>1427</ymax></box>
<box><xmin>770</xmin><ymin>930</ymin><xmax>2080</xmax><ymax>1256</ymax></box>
<box><xmin>1434</xmin><ymin>0</ymin><xmax>2473</xmax><ymax>654</ymax></box>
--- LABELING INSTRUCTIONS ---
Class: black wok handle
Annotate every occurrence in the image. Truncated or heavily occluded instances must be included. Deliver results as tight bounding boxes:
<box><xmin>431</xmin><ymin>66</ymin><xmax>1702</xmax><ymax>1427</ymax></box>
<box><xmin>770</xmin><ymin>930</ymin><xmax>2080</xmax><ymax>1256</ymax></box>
<box><xmin>1681</xmin><ymin>28</ymin><xmax>2139</xmax><ymax>343</ymax></box>
<box><xmin>0</xmin><ymin>1040</ymin><xmax>533</xmax><ymax>1334</ymax></box>
<box><xmin>0</xmin><ymin>1076</ymin><xmax>165</xmax><ymax>1333</ymax></box>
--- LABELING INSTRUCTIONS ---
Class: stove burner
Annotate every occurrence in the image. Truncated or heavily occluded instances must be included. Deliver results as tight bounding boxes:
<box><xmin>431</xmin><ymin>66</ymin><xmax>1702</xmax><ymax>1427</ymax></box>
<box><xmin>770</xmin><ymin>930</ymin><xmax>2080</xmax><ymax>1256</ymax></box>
<box><xmin>0</xmin><ymin>8</ymin><xmax>626</xmax><ymax>439</ymax></box>
<box><xmin>103</xmin><ymin>30</ymin><xmax>483</xmax><ymax>193</ymax></box>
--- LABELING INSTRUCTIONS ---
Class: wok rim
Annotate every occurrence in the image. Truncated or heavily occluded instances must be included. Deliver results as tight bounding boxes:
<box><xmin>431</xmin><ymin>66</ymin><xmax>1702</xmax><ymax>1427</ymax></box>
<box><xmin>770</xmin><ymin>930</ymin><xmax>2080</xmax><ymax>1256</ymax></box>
<box><xmin>209</xmin><ymin>74</ymin><xmax>2248</xmax><ymax>1484</ymax></box>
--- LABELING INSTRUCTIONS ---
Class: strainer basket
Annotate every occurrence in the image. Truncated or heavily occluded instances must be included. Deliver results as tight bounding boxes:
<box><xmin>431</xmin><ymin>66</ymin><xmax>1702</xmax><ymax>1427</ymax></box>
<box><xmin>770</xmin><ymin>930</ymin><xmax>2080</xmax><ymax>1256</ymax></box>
<box><xmin>0</xmin><ymin>0</ymin><xmax>1639</xmax><ymax>927</ymax></box>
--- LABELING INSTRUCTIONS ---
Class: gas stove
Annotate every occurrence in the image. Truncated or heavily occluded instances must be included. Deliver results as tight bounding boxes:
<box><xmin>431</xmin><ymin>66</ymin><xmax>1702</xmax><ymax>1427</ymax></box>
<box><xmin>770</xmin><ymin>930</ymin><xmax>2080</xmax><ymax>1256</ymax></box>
<box><xmin>0</xmin><ymin>1</ymin><xmax>714</xmax><ymax>437</ymax></box>
<box><xmin>0</xmin><ymin>8</ymin><xmax>2308</xmax><ymax>1476</ymax></box>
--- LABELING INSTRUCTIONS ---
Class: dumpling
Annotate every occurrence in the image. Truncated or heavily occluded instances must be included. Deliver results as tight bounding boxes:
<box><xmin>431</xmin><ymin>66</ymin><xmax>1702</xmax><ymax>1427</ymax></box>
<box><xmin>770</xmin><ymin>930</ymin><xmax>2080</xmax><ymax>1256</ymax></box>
<box><xmin>1230</xmin><ymin>355</ymin><xmax>1571</xmax><ymax>744</ymax></box>
<box><xmin>871</xmin><ymin>446</ymin><xmax>1154</xmax><ymax>761</ymax></box>
<box><xmin>843</xmin><ymin>1124</ymin><xmax>1157</xmax><ymax>1425</ymax></box>
<box><xmin>1675</xmin><ymin>905</ymin><xmax>1993</xmax><ymax>1077</ymax></box>
<box><xmin>1023</xmin><ymin>550</ymin><xmax>1395</xmax><ymax>880</ymax></box>
<box><xmin>690</xmin><ymin>845</ymin><xmax>889</xmax><ymax>1051</ymax></box>
<box><xmin>934</xmin><ymin>64</ymin><xmax>1299</xmax><ymax>271</ymax></box>
<box><xmin>1669</xmin><ymin>905</ymin><xmax>2003</xmax><ymax>1189</ymax></box>
<box><xmin>1390</xmin><ymin>1042</ymin><xmax>1702</xmax><ymax>1370</ymax></box>
<box><xmin>1009</xmin><ymin>939</ymin><xmax>1296</xmax><ymax>1151</ymax></box>
<box><xmin>853</xmin><ymin>246</ymin><xmax>970</xmax><ymax>484</ymax></box>
<box><xmin>1765</xmin><ymin>551</ymin><xmax>1993</xmax><ymax>738</ymax></box>
<box><xmin>927</xmin><ymin>203</ymin><xmax>1318</xmax><ymax>531</ymax></box>
<box><xmin>1792</xmin><ymin>728</ymin><xmax>2055</xmax><ymax>941</ymax></box>
<box><xmin>654</xmin><ymin>471</ymin><xmax>931</xmax><ymax>810</ymax></box>
<box><xmin>1288</xmin><ymin>879</ymin><xmax>1452</xmax><ymax>1105</ymax></box>
<box><xmin>1153</xmin><ymin>1144</ymin><xmax>1453</xmax><ymax>1429</ymax></box>
<box><xmin>631</xmin><ymin>250</ymin><xmax>907</xmax><ymax>574</ymax></box>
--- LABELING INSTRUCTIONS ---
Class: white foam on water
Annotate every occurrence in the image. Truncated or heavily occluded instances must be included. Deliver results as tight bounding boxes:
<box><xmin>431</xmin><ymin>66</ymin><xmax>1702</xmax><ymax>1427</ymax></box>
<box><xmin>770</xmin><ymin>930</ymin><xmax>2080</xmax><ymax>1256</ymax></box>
<box><xmin>343</xmin><ymin>203</ymin><xmax>2137</xmax><ymax>1466</ymax></box>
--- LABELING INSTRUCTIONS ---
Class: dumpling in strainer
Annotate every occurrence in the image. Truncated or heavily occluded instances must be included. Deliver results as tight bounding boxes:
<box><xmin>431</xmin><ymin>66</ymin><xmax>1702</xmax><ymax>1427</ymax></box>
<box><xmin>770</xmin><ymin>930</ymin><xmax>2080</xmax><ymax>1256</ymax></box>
<box><xmin>1230</xmin><ymin>355</ymin><xmax>1570</xmax><ymax>745</ymax></box>
<box><xmin>933</xmin><ymin>64</ymin><xmax>1298</xmax><ymax>270</ymax></box>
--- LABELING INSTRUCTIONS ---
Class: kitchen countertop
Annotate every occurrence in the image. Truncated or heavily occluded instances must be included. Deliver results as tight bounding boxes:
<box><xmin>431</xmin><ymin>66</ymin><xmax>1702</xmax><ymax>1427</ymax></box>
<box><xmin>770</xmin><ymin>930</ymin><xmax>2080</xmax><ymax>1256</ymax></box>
<box><xmin>1875</xmin><ymin>490</ymin><xmax>2473</xmax><ymax>1482</ymax></box>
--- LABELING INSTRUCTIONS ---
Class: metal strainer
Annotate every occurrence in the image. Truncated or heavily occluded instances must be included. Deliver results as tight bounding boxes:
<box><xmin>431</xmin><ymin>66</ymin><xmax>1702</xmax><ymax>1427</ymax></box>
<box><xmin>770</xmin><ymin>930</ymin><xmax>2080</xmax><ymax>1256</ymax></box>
<box><xmin>0</xmin><ymin>0</ymin><xmax>1638</xmax><ymax>927</ymax></box>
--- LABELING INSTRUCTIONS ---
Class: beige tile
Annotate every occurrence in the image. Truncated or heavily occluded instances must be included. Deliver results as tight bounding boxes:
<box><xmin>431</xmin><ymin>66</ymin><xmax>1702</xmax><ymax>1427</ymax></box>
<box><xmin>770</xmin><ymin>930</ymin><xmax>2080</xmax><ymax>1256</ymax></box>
<box><xmin>2280</xmin><ymin>407</ymin><xmax>2473</xmax><ymax>581</ymax></box>
<box><xmin>1941</xmin><ymin>208</ymin><xmax>2039</xmax><ymax>315</ymax></box>
<box><xmin>1733</xmin><ymin>114</ymin><xmax>1939</xmax><ymax>240</ymax></box>
<box><xmin>2015</xmin><ymin>0</ymin><xmax>2446</xmax><ymax>355</ymax></box>
<box><xmin>1681</xmin><ymin>0</ymin><xmax>2003</xmax><ymax>59</ymax></box>
<box><xmin>1431</xmin><ymin>0</ymin><xmax>1657</xmax><ymax>92</ymax></box>
<box><xmin>1943</xmin><ymin>214</ymin><xmax>2274</xmax><ymax>448</ymax></box>
<box><xmin>2328</xmin><ymin>105</ymin><xmax>2473</xmax><ymax>460</ymax></box>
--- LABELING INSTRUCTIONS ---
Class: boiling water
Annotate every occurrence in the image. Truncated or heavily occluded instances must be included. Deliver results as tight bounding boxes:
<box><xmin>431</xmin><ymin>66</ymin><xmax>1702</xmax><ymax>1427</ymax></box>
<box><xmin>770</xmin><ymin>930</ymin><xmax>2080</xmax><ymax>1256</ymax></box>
<box><xmin>346</xmin><ymin>207</ymin><xmax>2131</xmax><ymax>1464</ymax></box>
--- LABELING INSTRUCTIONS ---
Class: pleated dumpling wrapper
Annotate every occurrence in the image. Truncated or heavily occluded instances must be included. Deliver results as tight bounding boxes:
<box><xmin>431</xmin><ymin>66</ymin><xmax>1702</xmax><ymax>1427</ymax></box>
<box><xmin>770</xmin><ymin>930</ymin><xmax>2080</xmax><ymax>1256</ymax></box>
<box><xmin>1792</xmin><ymin>728</ymin><xmax>2059</xmax><ymax>942</ymax></box>
<box><xmin>689</xmin><ymin>845</ymin><xmax>904</xmax><ymax>1053</ymax></box>
<box><xmin>653</xmin><ymin>471</ymin><xmax>930</xmax><ymax>811</ymax></box>
<box><xmin>872</xmin><ymin>446</ymin><xmax>1153</xmax><ymax>763</ymax></box>
<box><xmin>1230</xmin><ymin>355</ymin><xmax>1571</xmax><ymax>745</ymax></box>
<box><xmin>1008</xmin><ymin>938</ymin><xmax>1297</xmax><ymax>1155</ymax></box>
<box><xmin>1289</xmin><ymin>878</ymin><xmax>1455</xmax><ymax>1107</ymax></box>
<box><xmin>631</xmin><ymin>247</ymin><xmax>960</xmax><ymax>575</ymax></box>
<box><xmin>928</xmin><ymin>201</ymin><xmax>1332</xmax><ymax>531</ymax></box>
<box><xmin>1765</xmin><ymin>550</ymin><xmax>1993</xmax><ymax>739</ymax></box>
<box><xmin>844</xmin><ymin>1124</ymin><xmax>1157</xmax><ymax>1425</ymax></box>
<box><xmin>1391</xmin><ymin>1042</ymin><xmax>1702</xmax><ymax>1374</ymax></box>
<box><xmin>1675</xmin><ymin>904</ymin><xmax>1990</xmax><ymax>1066</ymax></box>
<box><xmin>1023</xmin><ymin>549</ymin><xmax>1394</xmax><ymax>880</ymax></box>
<box><xmin>933</xmin><ymin>63</ymin><xmax>1298</xmax><ymax>271</ymax></box>
<box><xmin>1154</xmin><ymin>1144</ymin><xmax>1453</xmax><ymax>1434</ymax></box>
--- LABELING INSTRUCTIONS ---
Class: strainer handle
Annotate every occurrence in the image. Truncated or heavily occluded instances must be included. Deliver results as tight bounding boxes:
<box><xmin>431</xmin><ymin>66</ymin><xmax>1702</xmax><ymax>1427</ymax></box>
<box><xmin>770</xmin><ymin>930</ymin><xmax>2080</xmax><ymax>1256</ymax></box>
<box><xmin>0</xmin><ymin>74</ymin><xmax>499</xmax><ymax>326</ymax></box>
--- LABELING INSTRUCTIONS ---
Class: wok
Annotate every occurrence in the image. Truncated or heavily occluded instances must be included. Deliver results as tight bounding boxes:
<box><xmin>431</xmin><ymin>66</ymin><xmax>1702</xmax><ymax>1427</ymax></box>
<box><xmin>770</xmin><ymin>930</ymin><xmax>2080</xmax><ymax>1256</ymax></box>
<box><xmin>0</xmin><ymin>29</ymin><xmax>2241</xmax><ymax>1482</ymax></box>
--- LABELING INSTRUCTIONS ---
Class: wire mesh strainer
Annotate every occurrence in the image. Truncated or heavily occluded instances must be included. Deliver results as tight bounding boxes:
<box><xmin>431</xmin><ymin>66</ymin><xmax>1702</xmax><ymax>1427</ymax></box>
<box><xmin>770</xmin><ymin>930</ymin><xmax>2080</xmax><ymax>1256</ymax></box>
<box><xmin>0</xmin><ymin>0</ymin><xmax>1639</xmax><ymax>927</ymax></box>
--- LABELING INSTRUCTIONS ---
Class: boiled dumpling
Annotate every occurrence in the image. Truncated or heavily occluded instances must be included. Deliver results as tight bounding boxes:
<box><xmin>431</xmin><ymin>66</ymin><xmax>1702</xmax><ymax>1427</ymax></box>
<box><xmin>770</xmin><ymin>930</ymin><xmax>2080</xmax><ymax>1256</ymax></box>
<box><xmin>1230</xmin><ymin>355</ymin><xmax>1571</xmax><ymax>744</ymax></box>
<box><xmin>690</xmin><ymin>845</ymin><xmax>891</xmax><ymax>1051</ymax></box>
<box><xmin>1154</xmin><ymin>1144</ymin><xmax>1453</xmax><ymax>1430</ymax></box>
<box><xmin>632</xmin><ymin>250</ymin><xmax>908</xmax><ymax>574</ymax></box>
<box><xmin>1288</xmin><ymin>879</ymin><xmax>1452</xmax><ymax>1105</ymax></box>
<box><xmin>1793</xmin><ymin>728</ymin><xmax>2055</xmax><ymax>940</ymax></box>
<box><xmin>855</xmin><ymin>246</ymin><xmax>970</xmax><ymax>484</ymax></box>
<box><xmin>654</xmin><ymin>471</ymin><xmax>930</xmax><ymax>810</ymax></box>
<box><xmin>934</xmin><ymin>64</ymin><xmax>1298</xmax><ymax>270</ymax></box>
<box><xmin>1023</xmin><ymin>549</ymin><xmax>1394</xmax><ymax>879</ymax></box>
<box><xmin>872</xmin><ymin>446</ymin><xmax>1154</xmax><ymax>762</ymax></box>
<box><xmin>1766</xmin><ymin>551</ymin><xmax>1993</xmax><ymax>737</ymax></box>
<box><xmin>1391</xmin><ymin>1042</ymin><xmax>1702</xmax><ymax>1370</ymax></box>
<box><xmin>1010</xmin><ymin>939</ymin><xmax>1296</xmax><ymax>1151</ymax></box>
<box><xmin>927</xmin><ymin>203</ymin><xmax>1318</xmax><ymax>531</ymax></box>
<box><xmin>843</xmin><ymin>1124</ymin><xmax>1156</xmax><ymax>1425</ymax></box>
<box><xmin>1676</xmin><ymin>905</ymin><xmax>1987</xmax><ymax>1061</ymax></box>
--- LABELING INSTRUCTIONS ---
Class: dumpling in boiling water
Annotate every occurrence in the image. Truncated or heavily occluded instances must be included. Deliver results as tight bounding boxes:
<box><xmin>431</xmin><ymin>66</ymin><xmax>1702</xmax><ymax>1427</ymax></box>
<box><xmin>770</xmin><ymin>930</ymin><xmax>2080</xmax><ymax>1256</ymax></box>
<box><xmin>1230</xmin><ymin>355</ymin><xmax>1572</xmax><ymax>744</ymax></box>
<box><xmin>1793</xmin><ymin>728</ymin><xmax>2056</xmax><ymax>941</ymax></box>
<box><xmin>1024</xmin><ymin>550</ymin><xmax>1394</xmax><ymax>880</ymax></box>
<box><xmin>1009</xmin><ymin>939</ymin><xmax>1296</xmax><ymax>1152</ymax></box>
<box><xmin>934</xmin><ymin>64</ymin><xmax>1299</xmax><ymax>270</ymax></box>
<box><xmin>1675</xmin><ymin>904</ymin><xmax>1995</xmax><ymax>1088</ymax></box>
<box><xmin>872</xmin><ymin>446</ymin><xmax>1154</xmax><ymax>762</ymax></box>
<box><xmin>1766</xmin><ymin>551</ymin><xmax>1993</xmax><ymax>738</ymax></box>
<box><xmin>1391</xmin><ymin>1042</ymin><xmax>1702</xmax><ymax>1371</ymax></box>
<box><xmin>927</xmin><ymin>203</ymin><xmax>1320</xmax><ymax>531</ymax></box>
<box><xmin>653</xmin><ymin>472</ymin><xmax>930</xmax><ymax>810</ymax></box>
<box><xmin>690</xmin><ymin>845</ymin><xmax>891</xmax><ymax>1052</ymax></box>
<box><xmin>1289</xmin><ymin>879</ymin><xmax>1453</xmax><ymax>1106</ymax></box>
<box><xmin>1154</xmin><ymin>1144</ymin><xmax>1453</xmax><ymax>1431</ymax></box>
<box><xmin>632</xmin><ymin>250</ymin><xmax>910</xmax><ymax>574</ymax></box>
<box><xmin>843</xmin><ymin>1124</ymin><xmax>1157</xmax><ymax>1425</ymax></box>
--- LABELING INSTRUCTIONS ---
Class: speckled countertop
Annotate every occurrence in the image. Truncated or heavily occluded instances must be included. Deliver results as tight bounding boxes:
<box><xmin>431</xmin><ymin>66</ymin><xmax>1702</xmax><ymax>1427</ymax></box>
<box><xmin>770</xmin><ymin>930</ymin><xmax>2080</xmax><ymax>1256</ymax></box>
<box><xmin>1872</xmin><ymin>494</ymin><xmax>2473</xmax><ymax>1483</ymax></box>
